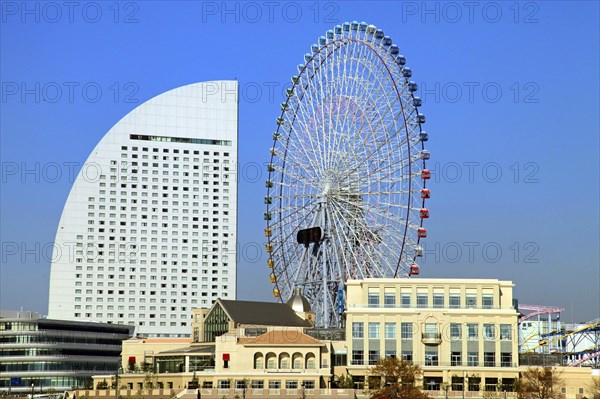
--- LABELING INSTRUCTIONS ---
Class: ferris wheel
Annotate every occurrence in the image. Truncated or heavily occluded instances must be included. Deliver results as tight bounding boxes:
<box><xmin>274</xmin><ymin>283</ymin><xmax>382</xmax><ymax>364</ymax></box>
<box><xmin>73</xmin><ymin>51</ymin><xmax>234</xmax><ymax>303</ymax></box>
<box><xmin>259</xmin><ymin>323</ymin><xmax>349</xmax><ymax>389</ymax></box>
<box><xmin>263</xmin><ymin>21</ymin><xmax>431</xmax><ymax>328</ymax></box>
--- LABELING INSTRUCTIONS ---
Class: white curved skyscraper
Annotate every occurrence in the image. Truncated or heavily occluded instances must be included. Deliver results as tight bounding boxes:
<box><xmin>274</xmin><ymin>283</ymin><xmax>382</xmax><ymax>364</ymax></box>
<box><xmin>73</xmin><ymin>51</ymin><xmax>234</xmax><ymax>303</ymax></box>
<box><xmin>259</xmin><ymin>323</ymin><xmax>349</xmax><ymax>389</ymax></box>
<box><xmin>48</xmin><ymin>81</ymin><xmax>238</xmax><ymax>337</ymax></box>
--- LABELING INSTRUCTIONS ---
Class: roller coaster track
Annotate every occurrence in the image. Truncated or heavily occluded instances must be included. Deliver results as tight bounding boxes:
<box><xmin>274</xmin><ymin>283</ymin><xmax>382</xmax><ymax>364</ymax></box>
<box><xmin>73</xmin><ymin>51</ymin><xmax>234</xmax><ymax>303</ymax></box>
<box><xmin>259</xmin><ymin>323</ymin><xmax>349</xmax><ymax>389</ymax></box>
<box><xmin>522</xmin><ymin>320</ymin><xmax>600</xmax><ymax>354</ymax></box>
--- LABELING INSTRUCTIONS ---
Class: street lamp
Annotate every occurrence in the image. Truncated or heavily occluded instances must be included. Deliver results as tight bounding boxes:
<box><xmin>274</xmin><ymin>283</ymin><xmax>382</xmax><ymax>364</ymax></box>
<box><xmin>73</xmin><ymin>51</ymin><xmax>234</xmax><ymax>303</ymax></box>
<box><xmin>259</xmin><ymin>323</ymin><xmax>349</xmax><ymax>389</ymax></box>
<box><xmin>31</xmin><ymin>383</ymin><xmax>35</xmax><ymax>399</ymax></box>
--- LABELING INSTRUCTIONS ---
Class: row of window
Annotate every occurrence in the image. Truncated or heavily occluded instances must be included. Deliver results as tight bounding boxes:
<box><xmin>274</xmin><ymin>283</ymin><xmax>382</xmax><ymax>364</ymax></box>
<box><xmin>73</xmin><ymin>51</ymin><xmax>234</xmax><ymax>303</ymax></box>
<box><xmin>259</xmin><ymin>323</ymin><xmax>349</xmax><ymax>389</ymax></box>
<box><xmin>121</xmin><ymin>144</ymin><xmax>231</xmax><ymax>154</ymax></box>
<box><xmin>352</xmin><ymin>322</ymin><xmax>513</xmax><ymax>340</ymax></box>
<box><xmin>367</xmin><ymin>291</ymin><xmax>495</xmax><ymax>309</ymax></box>
<box><xmin>253</xmin><ymin>352</ymin><xmax>317</xmax><ymax>370</ymax></box>
<box><xmin>350</xmin><ymin>350</ymin><xmax>513</xmax><ymax>367</ymax></box>
<box><xmin>216</xmin><ymin>380</ymin><xmax>315</xmax><ymax>390</ymax></box>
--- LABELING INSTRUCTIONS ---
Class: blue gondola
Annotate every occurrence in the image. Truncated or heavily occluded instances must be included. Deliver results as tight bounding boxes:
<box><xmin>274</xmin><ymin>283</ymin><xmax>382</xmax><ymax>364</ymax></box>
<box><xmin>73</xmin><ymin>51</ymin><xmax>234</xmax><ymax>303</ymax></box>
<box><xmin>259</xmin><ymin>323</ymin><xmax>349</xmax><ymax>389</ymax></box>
<box><xmin>382</xmin><ymin>36</ymin><xmax>392</xmax><ymax>46</ymax></box>
<box><xmin>351</xmin><ymin>21</ymin><xmax>359</xmax><ymax>30</ymax></box>
<box><xmin>413</xmin><ymin>97</ymin><xmax>422</xmax><ymax>107</ymax></box>
<box><xmin>319</xmin><ymin>36</ymin><xmax>326</xmax><ymax>46</ymax></box>
<box><xmin>326</xmin><ymin>30</ymin><xmax>334</xmax><ymax>40</ymax></box>
<box><xmin>375</xmin><ymin>29</ymin><xmax>384</xmax><ymax>39</ymax></box>
<box><xmin>390</xmin><ymin>45</ymin><xmax>399</xmax><ymax>55</ymax></box>
<box><xmin>419</xmin><ymin>132</ymin><xmax>429</xmax><ymax>142</ymax></box>
<box><xmin>359</xmin><ymin>22</ymin><xmax>368</xmax><ymax>32</ymax></box>
<box><xmin>420</xmin><ymin>150</ymin><xmax>430</xmax><ymax>160</ymax></box>
<box><xmin>395</xmin><ymin>55</ymin><xmax>406</xmax><ymax>66</ymax></box>
<box><xmin>402</xmin><ymin>67</ymin><xmax>412</xmax><ymax>78</ymax></box>
<box><xmin>408</xmin><ymin>82</ymin><xmax>418</xmax><ymax>92</ymax></box>
<box><xmin>334</xmin><ymin>25</ymin><xmax>342</xmax><ymax>35</ymax></box>
<box><xmin>304</xmin><ymin>53</ymin><xmax>311</xmax><ymax>62</ymax></box>
<box><xmin>416</xmin><ymin>113</ymin><xmax>426</xmax><ymax>124</ymax></box>
<box><xmin>342</xmin><ymin>22</ymin><xmax>351</xmax><ymax>32</ymax></box>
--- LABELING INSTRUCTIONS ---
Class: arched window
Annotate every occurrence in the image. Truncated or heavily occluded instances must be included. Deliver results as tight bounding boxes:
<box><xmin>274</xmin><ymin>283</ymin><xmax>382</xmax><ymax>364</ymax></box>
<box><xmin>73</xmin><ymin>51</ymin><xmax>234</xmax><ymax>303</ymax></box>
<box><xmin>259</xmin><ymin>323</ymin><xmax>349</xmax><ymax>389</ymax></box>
<box><xmin>254</xmin><ymin>352</ymin><xmax>264</xmax><ymax>369</ymax></box>
<box><xmin>266</xmin><ymin>352</ymin><xmax>277</xmax><ymax>369</ymax></box>
<box><xmin>292</xmin><ymin>353</ymin><xmax>303</xmax><ymax>369</ymax></box>
<box><xmin>279</xmin><ymin>352</ymin><xmax>290</xmax><ymax>369</ymax></box>
<box><xmin>305</xmin><ymin>353</ymin><xmax>316</xmax><ymax>369</ymax></box>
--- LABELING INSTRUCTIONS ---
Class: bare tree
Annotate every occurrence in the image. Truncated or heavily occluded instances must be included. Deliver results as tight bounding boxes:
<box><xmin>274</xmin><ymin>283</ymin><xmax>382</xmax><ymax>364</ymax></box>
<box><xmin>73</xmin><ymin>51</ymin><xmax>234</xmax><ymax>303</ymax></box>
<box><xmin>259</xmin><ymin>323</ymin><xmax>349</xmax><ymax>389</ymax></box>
<box><xmin>369</xmin><ymin>357</ymin><xmax>431</xmax><ymax>399</ymax></box>
<box><xmin>587</xmin><ymin>376</ymin><xmax>600</xmax><ymax>399</ymax></box>
<box><xmin>517</xmin><ymin>367</ymin><xmax>563</xmax><ymax>399</ymax></box>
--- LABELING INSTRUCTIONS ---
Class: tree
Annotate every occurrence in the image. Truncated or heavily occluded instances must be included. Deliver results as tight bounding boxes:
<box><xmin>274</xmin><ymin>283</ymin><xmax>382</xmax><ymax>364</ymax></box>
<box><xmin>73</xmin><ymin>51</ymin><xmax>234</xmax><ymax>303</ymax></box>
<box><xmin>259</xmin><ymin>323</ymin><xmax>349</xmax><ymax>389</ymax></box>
<box><xmin>336</xmin><ymin>374</ymin><xmax>355</xmax><ymax>389</ymax></box>
<box><xmin>517</xmin><ymin>367</ymin><xmax>563</xmax><ymax>399</ymax></box>
<box><xmin>587</xmin><ymin>376</ymin><xmax>600</xmax><ymax>399</ymax></box>
<box><xmin>368</xmin><ymin>357</ymin><xmax>431</xmax><ymax>399</ymax></box>
<box><xmin>96</xmin><ymin>379</ymin><xmax>109</xmax><ymax>390</ymax></box>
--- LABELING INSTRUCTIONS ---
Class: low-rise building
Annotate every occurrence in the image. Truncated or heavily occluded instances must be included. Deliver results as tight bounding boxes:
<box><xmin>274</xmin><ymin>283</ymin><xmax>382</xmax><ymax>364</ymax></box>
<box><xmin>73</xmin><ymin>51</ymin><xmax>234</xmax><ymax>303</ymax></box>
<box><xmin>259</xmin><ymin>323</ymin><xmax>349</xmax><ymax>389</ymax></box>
<box><xmin>0</xmin><ymin>310</ymin><xmax>133</xmax><ymax>394</ymax></box>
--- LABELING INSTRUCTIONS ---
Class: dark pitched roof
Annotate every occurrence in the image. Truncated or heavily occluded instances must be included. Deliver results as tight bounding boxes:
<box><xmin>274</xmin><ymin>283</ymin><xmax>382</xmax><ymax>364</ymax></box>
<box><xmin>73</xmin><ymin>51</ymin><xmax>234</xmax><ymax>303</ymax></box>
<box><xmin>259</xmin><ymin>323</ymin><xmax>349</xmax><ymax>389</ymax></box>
<box><xmin>218</xmin><ymin>300</ymin><xmax>312</xmax><ymax>328</ymax></box>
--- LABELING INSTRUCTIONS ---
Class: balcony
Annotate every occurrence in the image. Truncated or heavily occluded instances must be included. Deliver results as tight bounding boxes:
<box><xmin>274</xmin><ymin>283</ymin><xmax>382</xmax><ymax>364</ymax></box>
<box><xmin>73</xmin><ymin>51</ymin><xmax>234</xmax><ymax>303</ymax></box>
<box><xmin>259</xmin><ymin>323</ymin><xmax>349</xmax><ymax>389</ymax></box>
<box><xmin>421</xmin><ymin>332</ymin><xmax>442</xmax><ymax>345</ymax></box>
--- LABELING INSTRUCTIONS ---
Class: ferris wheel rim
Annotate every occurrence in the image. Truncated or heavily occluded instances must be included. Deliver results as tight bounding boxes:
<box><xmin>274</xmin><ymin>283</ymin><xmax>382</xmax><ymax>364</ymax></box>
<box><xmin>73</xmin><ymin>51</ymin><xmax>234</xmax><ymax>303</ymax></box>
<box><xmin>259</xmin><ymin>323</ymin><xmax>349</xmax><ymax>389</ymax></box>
<box><xmin>264</xmin><ymin>22</ymin><xmax>430</xmax><ymax>319</ymax></box>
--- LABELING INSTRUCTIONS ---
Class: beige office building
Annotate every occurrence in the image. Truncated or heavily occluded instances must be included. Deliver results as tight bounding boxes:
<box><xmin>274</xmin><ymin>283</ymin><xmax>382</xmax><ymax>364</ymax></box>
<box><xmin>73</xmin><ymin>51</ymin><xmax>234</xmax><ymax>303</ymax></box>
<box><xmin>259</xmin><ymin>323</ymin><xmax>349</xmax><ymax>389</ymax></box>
<box><xmin>345</xmin><ymin>278</ymin><xmax>520</xmax><ymax>391</ymax></box>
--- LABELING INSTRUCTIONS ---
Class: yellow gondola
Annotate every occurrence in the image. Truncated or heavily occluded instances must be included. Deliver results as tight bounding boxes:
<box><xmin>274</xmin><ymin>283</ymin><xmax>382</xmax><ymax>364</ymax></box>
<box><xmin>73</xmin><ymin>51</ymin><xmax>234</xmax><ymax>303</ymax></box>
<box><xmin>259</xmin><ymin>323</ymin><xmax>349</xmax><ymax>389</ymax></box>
<box><xmin>264</xmin><ymin>228</ymin><xmax>272</xmax><ymax>237</ymax></box>
<box><xmin>265</xmin><ymin>244</ymin><xmax>273</xmax><ymax>253</ymax></box>
<box><xmin>273</xmin><ymin>289</ymin><xmax>280</xmax><ymax>297</ymax></box>
<box><xmin>267</xmin><ymin>259</ymin><xmax>273</xmax><ymax>268</ymax></box>
<box><xmin>269</xmin><ymin>274</ymin><xmax>277</xmax><ymax>283</ymax></box>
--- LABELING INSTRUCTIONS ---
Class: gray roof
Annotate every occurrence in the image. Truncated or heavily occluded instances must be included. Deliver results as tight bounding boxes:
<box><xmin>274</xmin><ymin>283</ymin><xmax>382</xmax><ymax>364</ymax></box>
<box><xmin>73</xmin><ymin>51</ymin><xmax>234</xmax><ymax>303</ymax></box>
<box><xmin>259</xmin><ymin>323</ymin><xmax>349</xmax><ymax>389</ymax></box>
<box><xmin>218</xmin><ymin>300</ymin><xmax>312</xmax><ymax>327</ymax></box>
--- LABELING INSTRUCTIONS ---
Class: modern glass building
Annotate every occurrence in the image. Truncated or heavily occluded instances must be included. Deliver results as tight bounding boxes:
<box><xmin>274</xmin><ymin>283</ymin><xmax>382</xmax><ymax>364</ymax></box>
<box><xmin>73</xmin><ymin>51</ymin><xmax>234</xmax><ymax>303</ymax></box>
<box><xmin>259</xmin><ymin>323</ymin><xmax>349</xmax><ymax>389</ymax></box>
<box><xmin>48</xmin><ymin>81</ymin><xmax>239</xmax><ymax>337</ymax></box>
<box><xmin>0</xmin><ymin>310</ymin><xmax>133</xmax><ymax>393</ymax></box>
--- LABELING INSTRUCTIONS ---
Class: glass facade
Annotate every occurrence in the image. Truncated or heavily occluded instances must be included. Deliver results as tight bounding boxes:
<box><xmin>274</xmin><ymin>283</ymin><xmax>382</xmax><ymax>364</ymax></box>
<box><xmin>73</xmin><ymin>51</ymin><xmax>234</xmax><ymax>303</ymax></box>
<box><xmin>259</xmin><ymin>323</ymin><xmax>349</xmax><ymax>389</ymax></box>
<box><xmin>203</xmin><ymin>303</ymin><xmax>230</xmax><ymax>342</ymax></box>
<box><xmin>0</xmin><ymin>318</ymin><xmax>132</xmax><ymax>393</ymax></box>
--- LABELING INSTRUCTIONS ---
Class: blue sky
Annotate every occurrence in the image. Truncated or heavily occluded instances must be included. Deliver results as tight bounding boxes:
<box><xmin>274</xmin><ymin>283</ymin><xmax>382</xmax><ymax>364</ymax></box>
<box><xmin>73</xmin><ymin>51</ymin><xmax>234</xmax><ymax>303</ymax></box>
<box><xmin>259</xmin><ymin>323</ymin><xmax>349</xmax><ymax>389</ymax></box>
<box><xmin>1</xmin><ymin>1</ymin><xmax>598</xmax><ymax>322</ymax></box>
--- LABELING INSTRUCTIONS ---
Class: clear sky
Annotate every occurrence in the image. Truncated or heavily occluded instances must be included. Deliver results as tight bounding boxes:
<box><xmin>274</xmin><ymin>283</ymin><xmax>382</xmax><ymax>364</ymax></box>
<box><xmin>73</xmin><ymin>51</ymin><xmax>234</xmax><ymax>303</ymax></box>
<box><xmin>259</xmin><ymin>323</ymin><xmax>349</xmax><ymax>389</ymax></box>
<box><xmin>1</xmin><ymin>1</ymin><xmax>598</xmax><ymax>323</ymax></box>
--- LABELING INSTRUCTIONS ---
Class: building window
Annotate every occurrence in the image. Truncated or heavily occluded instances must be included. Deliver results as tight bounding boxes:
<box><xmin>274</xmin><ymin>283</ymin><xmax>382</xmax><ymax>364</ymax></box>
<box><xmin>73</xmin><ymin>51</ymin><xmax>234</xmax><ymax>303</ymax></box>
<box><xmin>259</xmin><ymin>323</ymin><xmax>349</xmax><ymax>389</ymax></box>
<box><xmin>268</xmin><ymin>380</ymin><xmax>280</xmax><ymax>389</ymax></box>
<box><xmin>303</xmin><ymin>381</ymin><xmax>315</xmax><ymax>390</ymax></box>
<box><xmin>466</xmin><ymin>293</ymin><xmax>477</xmax><ymax>308</ymax></box>
<box><xmin>424</xmin><ymin>323</ymin><xmax>439</xmax><ymax>338</ymax></box>
<box><xmin>451</xmin><ymin>352</ymin><xmax>462</xmax><ymax>366</ymax></box>
<box><xmin>483</xmin><ymin>324</ymin><xmax>496</xmax><ymax>340</ymax></box>
<box><xmin>351</xmin><ymin>350</ymin><xmax>364</xmax><ymax>365</ymax></box>
<box><xmin>368</xmin><ymin>290</ymin><xmax>379</xmax><ymax>308</ymax></box>
<box><xmin>385</xmin><ymin>323</ymin><xmax>396</xmax><ymax>339</ymax></box>
<box><xmin>401</xmin><ymin>293</ymin><xmax>411</xmax><ymax>308</ymax></box>
<box><xmin>482</xmin><ymin>293</ymin><xmax>494</xmax><ymax>309</ymax></box>
<box><xmin>449</xmin><ymin>293</ymin><xmax>461</xmax><ymax>308</ymax></box>
<box><xmin>368</xmin><ymin>350</ymin><xmax>380</xmax><ymax>365</ymax></box>
<box><xmin>285</xmin><ymin>380</ymin><xmax>298</xmax><ymax>389</ymax></box>
<box><xmin>501</xmin><ymin>352</ymin><xmax>512</xmax><ymax>367</ymax></box>
<box><xmin>417</xmin><ymin>293</ymin><xmax>428</xmax><ymax>308</ymax></box>
<box><xmin>425</xmin><ymin>351</ymin><xmax>438</xmax><ymax>366</ymax></box>
<box><xmin>384</xmin><ymin>291</ymin><xmax>396</xmax><ymax>308</ymax></box>
<box><xmin>500</xmin><ymin>324</ymin><xmax>512</xmax><ymax>340</ymax></box>
<box><xmin>484</xmin><ymin>352</ymin><xmax>495</xmax><ymax>367</ymax></box>
<box><xmin>401</xmin><ymin>351</ymin><xmax>413</xmax><ymax>363</ymax></box>
<box><xmin>467</xmin><ymin>323</ymin><xmax>478</xmax><ymax>340</ymax></box>
<box><xmin>433</xmin><ymin>293</ymin><xmax>444</xmax><ymax>308</ymax></box>
<box><xmin>352</xmin><ymin>322</ymin><xmax>364</xmax><ymax>339</ymax></box>
<box><xmin>450</xmin><ymin>323</ymin><xmax>462</xmax><ymax>340</ymax></box>
<box><xmin>467</xmin><ymin>352</ymin><xmax>478</xmax><ymax>367</ymax></box>
<box><xmin>251</xmin><ymin>381</ymin><xmax>264</xmax><ymax>389</ymax></box>
<box><xmin>218</xmin><ymin>380</ymin><xmax>230</xmax><ymax>389</ymax></box>
<box><xmin>385</xmin><ymin>350</ymin><xmax>396</xmax><ymax>358</ymax></box>
<box><xmin>401</xmin><ymin>322</ymin><xmax>413</xmax><ymax>340</ymax></box>
<box><xmin>368</xmin><ymin>322</ymin><xmax>380</xmax><ymax>339</ymax></box>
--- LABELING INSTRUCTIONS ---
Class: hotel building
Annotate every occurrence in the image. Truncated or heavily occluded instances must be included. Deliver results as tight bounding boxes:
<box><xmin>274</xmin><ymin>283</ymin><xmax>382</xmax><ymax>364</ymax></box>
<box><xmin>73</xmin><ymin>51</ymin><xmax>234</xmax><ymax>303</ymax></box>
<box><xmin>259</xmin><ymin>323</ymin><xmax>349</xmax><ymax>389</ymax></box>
<box><xmin>48</xmin><ymin>81</ymin><xmax>239</xmax><ymax>338</ymax></box>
